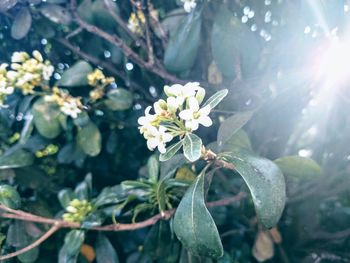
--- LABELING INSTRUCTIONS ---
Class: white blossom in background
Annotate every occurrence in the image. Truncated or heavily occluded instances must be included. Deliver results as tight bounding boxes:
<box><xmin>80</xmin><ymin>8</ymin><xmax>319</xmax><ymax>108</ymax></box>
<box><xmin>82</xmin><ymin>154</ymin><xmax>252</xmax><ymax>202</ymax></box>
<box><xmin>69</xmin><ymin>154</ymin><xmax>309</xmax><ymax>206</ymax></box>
<box><xmin>60</xmin><ymin>100</ymin><xmax>82</xmax><ymax>119</ymax></box>
<box><xmin>181</xmin><ymin>0</ymin><xmax>197</xmax><ymax>13</ymax></box>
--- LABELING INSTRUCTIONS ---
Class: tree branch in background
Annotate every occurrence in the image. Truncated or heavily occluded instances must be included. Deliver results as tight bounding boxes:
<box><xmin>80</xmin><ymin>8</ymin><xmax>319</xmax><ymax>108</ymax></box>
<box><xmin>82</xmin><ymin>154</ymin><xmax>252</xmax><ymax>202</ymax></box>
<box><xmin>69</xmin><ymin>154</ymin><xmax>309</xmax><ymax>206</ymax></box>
<box><xmin>56</xmin><ymin>37</ymin><xmax>155</xmax><ymax>102</ymax></box>
<box><xmin>69</xmin><ymin>0</ymin><xmax>187</xmax><ymax>84</ymax></box>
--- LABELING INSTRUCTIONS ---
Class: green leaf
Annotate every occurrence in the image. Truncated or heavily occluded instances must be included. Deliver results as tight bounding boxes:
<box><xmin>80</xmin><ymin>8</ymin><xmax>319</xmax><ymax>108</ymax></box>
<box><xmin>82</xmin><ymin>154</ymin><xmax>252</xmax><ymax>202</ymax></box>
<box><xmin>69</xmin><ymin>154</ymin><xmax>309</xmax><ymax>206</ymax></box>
<box><xmin>58</xmin><ymin>188</ymin><xmax>75</xmax><ymax>209</ymax></box>
<box><xmin>164</xmin><ymin>11</ymin><xmax>202</xmax><ymax>73</ymax></box>
<box><xmin>64</xmin><ymin>230</ymin><xmax>85</xmax><ymax>256</ymax></box>
<box><xmin>274</xmin><ymin>155</ymin><xmax>322</xmax><ymax>179</ymax></box>
<box><xmin>40</xmin><ymin>3</ymin><xmax>72</xmax><ymax>25</ymax></box>
<box><xmin>211</xmin><ymin>6</ymin><xmax>260</xmax><ymax>78</ymax></box>
<box><xmin>144</xmin><ymin>221</ymin><xmax>177</xmax><ymax>260</ymax></box>
<box><xmin>17</xmin><ymin>246</ymin><xmax>39</xmax><ymax>263</ymax></box>
<box><xmin>91</xmin><ymin>0</ymin><xmax>120</xmax><ymax>32</ymax></box>
<box><xmin>7</xmin><ymin>221</ymin><xmax>29</xmax><ymax>247</ymax></box>
<box><xmin>220</xmin><ymin>129</ymin><xmax>252</xmax><ymax>152</ymax></box>
<box><xmin>11</xmin><ymin>7</ymin><xmax>32</xmax><ymax>40</ymax></box>
<box><xmin>81</xmin><ymin>212</ymin><xmax>104</xmax><ymax>229</ymax></box>
<box><xmin>93</xmin><ymin>185</ymin><xmax>126</xmax><ymax>207</ymax></box>
<box><xmin>159</xmin><ymin>141</ymin><xmax>183</xmax><ymax>162</ymax></box>
<box><xmin>73</xmin><ymin>112</ymin><xmax>90</xmax><ymax>127</ymax></box>
<box><xmin>0</xmin><ymin>232</ymin><xmax>5</xmax><ymax>249</ymax></box>
<box><xmin>0</xmin><ymin>149</ymin><xmax>34</xmax><ymax>169</ymax></box>
<box><xmin>183</xmin><ymin>134</ymin><xmax>202</xmax><ymax>162</ymax></box>
<box><xmin>77</xmin><ymin>122</ymin><xmax>102</xmax><ymax>157</ymax></box>
<box><xmin>147</xmin><ymin>154</ymin><xmax>160</xmax><ymax>182</ymax></box>
<box><xmin>0</xmin><ymin>185</ymin><xmax>21</xmax><ymax>209</ymax></box>
<box><xmin>0</xmin><ymin>0</ymin><xmax>17</xmax><ymax>11</ymax></box>
<box><xmin>75</xmin><ymin>173</ymin><xmax>92</xmax><ymax>200</ymax></box>
<box><xmin>57</xmin><ymin>61</ymin><xmax>93</xmax><ymax>87</ymax></box>
<box><xmin>32</xmin><ymin>98</ymin><xmax>62</xmax><ymax>139</ymax></box>
<box><xmin>202</xmin><ymin>89</ymin><xmax>228</xmax><ymax>110</ymax></box>
<box><xmin>95</xmin><ymin>233</ymin><xmax>119</xmax><ymax>263</ymax></box>
<box><xmin>217</xmin><ymin>111</ymin><xmax>253</xmax><ymax>150</ymax></box>
<box><xmin>104</xmin><ymin>88</ymin><xmax>133</xmax><ymax>111</ymax></box>
<box><xmin>174</xmin><ymin>171</ymin><xmax>223</xmax><ymax>258</ymax></box>
<box><xmin>225</xmin><ymin>151</ymin><xmax>286</xmax><ymax>228</ymax></box>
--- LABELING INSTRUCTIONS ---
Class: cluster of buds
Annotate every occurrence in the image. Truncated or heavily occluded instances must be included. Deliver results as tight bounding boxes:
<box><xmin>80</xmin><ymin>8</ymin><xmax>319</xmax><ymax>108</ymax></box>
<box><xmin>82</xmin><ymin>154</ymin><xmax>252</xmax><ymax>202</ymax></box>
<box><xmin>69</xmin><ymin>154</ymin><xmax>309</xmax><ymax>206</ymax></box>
<box><xmin>44</xmin><ymin>87</ymin><xmax>83</xmax><ymax>119</ymax></box>
<box><xmin>62</xmin><ymin>199</ymin><xmax>93</xmax><ymax>223</ymax></box>
<box><xmin>137</xmin><ymin>82</ymin><xmax>212</xmax><ymax>153</ymax></box>
<box><xmin>87</xmin><ymin>69</ymin><xmax>115</xmax><ymax>102</ymax></box>
<box><xmin>0</xmin><ymin>64</ymin><xmax>14</xmax><ymax>105</ymax></box>
<box><xmin>128</xmin><ymin>10</ymin><xmax>146</xmax><ymax>34</ymax></box>
<box><xmin>5</xmin><ymin>51</ymin><xmax>54</xmax><ymax>95</ymax></box>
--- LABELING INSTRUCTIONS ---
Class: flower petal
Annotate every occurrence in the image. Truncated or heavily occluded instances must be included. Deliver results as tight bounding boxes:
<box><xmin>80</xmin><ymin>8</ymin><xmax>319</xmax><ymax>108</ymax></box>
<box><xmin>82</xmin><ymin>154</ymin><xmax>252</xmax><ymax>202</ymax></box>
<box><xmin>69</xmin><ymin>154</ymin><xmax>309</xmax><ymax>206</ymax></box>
<box><xmin>188</xmin><ymin>97</ymin><xmax>199</xmax><ymax>112</ymax></box>
<box><xmin>198</xmin><ymin>115</ymin><xmax>213</xmax><ymax>127</ymax></box>
<box><xmin>179</xmin><ymin>109</ymin><xmax>193</xmax><ymax>120</ymax></box>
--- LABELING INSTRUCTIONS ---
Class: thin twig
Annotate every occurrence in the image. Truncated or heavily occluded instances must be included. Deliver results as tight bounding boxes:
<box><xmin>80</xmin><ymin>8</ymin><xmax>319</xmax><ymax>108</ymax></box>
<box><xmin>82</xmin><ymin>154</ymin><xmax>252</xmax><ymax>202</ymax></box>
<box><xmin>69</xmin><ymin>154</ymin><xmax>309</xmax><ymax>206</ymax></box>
<box><xmin>0</xmin><ymin>194</ymin><xmax>246</xmax><ymax>232</ymax></box>
<box><xmin>0</xmin><ymin>224</ymin><xmax>60</xmax><ymax>261</ymax></box>
<box><xmin>69</xmin><ymin>0</ymin><xmax>186</xmax><ymax>84</ymax></box>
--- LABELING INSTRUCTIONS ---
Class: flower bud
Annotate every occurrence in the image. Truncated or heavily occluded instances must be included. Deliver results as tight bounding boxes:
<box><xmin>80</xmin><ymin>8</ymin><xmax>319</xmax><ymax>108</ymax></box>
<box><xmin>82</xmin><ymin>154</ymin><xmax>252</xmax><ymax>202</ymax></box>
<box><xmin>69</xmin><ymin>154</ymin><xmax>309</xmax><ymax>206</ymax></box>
<box><xmin>66</xmin><ymin>206</ymin><xmax>78</xmax><ymax>213</ymax></box>
<box><xmin>32</xmin><ymin>50</ymin><xmax>43</xmax><ymax>62</ymax></box>
<box><xmin>164</xmin><ymin>85</ymin><xmax>172</xmax><ymax>97</ymax></box>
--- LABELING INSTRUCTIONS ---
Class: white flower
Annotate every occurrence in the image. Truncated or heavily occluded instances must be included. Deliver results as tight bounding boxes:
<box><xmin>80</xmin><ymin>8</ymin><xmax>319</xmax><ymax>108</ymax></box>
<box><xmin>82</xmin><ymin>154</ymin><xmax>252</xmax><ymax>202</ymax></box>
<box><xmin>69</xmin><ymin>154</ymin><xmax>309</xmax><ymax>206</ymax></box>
<box><xmin>60</xmin><ymin>100</ymin><xmax>82</xmax><ymax>118</ymax></box>
<box><xmin>181</xmin><ymin>0</ymin><xmax>196</xmax><ymax>13</ymax></box>
<box><xmin>11</xmin><ymin>52</ymin><xmax>28</xmax><ymax>63</ymax></box>
<box><xmin>42</xmin><ymin>65</ymin><xmax>54</xmax><ymax>80</ymax></box>
<box><xmin>146</xmin><ymin>126</ymin><xmax>173</xmax><ymax>153</ymax></box>
<box><xmin>16</xmin><ymin>73</ymin><xmax>35</xmax><ymax>86</ymax></box>
<box><xmin>0</xmin><ymin>63</ymin><xmax>8</xmax><ymax>72</ymax></box>
<box><xmin>6</xmin><ymin>71</ymin><xmax>18</xmax><ymax>81</ymax></box>
<box><xmin>164</xmin><ymin>82</ymin><xmax>202</xmax><ymax>106</ymax></box>
<box><xmin>0</xmin><ymin>86</ymin><xmax>14</xmax><ymax>95</ymax></box>
<box><xmin>138</xmin><ymin>106</ymin><xmax>158</xmax><ymax>137</ymax></box>
<box><xmin>179</xmin><ymin>97</ymin><xmax>212</xmax><ymax>131</ymax></box>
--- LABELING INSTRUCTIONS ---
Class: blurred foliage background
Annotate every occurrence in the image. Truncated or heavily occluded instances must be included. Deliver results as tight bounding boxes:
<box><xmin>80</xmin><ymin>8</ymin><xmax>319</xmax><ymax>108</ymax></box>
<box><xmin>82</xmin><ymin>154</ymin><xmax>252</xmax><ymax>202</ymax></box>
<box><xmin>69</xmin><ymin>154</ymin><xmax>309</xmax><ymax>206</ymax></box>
<box><xmin>1</xmin><ymin>0</ymin><xmax>350</xmax><ymax>262</ymax></box>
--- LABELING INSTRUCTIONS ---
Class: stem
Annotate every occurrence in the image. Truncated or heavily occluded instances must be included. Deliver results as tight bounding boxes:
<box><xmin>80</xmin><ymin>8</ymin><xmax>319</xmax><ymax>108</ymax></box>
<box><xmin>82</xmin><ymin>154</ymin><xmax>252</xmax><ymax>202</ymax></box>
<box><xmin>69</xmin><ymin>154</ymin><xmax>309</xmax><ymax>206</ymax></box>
<box><xmin>0</xmin><ymin>224</ymin><xmax>60</xmax><ymax>261</ymax></box>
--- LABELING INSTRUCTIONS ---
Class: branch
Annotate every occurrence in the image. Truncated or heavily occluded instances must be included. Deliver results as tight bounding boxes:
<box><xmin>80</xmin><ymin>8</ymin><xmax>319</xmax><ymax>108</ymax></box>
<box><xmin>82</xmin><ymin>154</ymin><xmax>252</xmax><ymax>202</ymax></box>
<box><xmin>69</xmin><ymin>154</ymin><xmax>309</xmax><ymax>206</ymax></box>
<box><xmin>69</xmin><ymin>0</ymin><xmax>186</xmax><ymax>84</ymax></box>
<box><xmin>0</xmin><ymin>194</ymin><xmax>246</xmax><ymax>232</ymax></box>
<box><xmin>56</xmin><ymin>37</ymin><xmax>154</xmax><ymax>102</ymax></box>
<box><xmin>0</xmin><ymin>224</ymin><xmax>60</xmax><ymax>261</ymax></box>
<box><xmin>102</xmin><ymin>0</ymin><xmax>147</xmax><ymax>49</ymax></box>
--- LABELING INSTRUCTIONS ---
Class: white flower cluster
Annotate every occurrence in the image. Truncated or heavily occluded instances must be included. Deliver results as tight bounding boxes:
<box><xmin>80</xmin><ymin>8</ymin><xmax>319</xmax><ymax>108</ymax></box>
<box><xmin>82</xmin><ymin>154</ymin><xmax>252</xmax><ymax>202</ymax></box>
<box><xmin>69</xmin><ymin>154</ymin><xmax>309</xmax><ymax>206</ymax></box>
<box><xmin>138</xmin><ymin>82</ymin><xmax>212</xmax><ymax>153</ymax></box>
<box><xmin>44</xmin><ymin>87</ymin><xmax>83</xmax><ymax>119</ymax></box>
<box><xmin>5</xmin><ymin>51</ymin><xmax>54</xmax><ymax>95</ymax></box>
<box><xmin>181</xmin><ymin>0</ymin><xmax>197</xmax><ymax>13</ymax></box>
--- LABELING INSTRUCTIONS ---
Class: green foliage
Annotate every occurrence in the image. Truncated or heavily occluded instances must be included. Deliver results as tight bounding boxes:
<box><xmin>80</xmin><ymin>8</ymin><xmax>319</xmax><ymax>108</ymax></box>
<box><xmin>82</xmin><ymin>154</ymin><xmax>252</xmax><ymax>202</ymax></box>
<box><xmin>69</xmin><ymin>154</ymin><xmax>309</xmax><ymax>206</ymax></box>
<box><xmin>174</xmin><ymin>169</ymin><xmax>223</xmax><ymax>258</ymax></box>
<box><xmin>0</xmin><ymin>0</ymin><xmax>346</xmax><ymax>262</ymax></box>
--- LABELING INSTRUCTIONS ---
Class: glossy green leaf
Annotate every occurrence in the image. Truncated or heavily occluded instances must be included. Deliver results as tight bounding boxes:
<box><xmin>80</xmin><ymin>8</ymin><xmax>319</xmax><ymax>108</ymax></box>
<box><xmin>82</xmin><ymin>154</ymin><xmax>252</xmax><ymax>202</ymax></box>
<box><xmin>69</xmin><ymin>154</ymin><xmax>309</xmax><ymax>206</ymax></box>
<box><xmin>96</xmin><ymin>233</ymin><xmax>119</xmax><ymax>263</ymax></box>
<box><xmin>274</xmin><ymin>155</ymin><xmax>322</xmax><ymax>179</ymax></box>
<box><xmin>104</xmin><ymin>88</ymin><xmax>133</xmax><ymax>111</ymax></box>
<box><xmin>159</xmin><ymin>140</ymin><xmax>183</xmax><ymax>162</ymax></box>
<box><xmin>32</xmin><ymin>98</ymin><xmax>62</xmax><ymax>139</ymax></box>
<box><xmin>61</xmin><ymin>230</ymin><xmax>85</xmax><ymax>257</ymax></box>
<box><xmin>183</xmin><ymin>134</ymin><xmax>202</xmax><ymax>162</ymax></box>
<box><xmin>0</xmin><ymin>149</ymin><xmax>34</xmax><ymax>169</ymax></box>
<box><xmin>0</xmin><ymin>233</ymin><xmax>5</xmax><ymax>249</ymax></box>
<box><xmin>174</xmin><ymin>172</ymin><xmax>224</xmax><ymax>258</ymax></box>
<box><xmin>202</xmin><ymin>89</ymin><xmax>228</xmax><ymax>110</ymax></box>
<box><xmin>211</xmin><ymin>6</ymin><xmax>260</xmax><ymax>78</ymax></box>
<box><xmin>217</xmin><ymin>111</ymin><xmax>253</xmax><ymax>150</ymax></box>
<box><xmin>58</xmin><ymin>188</ymin><xmax>75</xmax><ymax>209</ymax></box>
<box><xmin>93</xmin><ymin>185</ymin><xmax>126</xmax><ymax>207</ymax></box>
<box><xmin>40</xmin><ymin>3</ymin><xmax>72</xmax><ymax>25</ymax></box>
<box><xmin>0</xmin><ymin>185</ymin><xmax>21</xmax><ymax>209</ymax></box>
<box><xmin>77</xmin><ymin>122</ymin><xmax>102</xmax><ymax>157</ymax></box>
<box><xmin>81</xmin><ymin>212</ymin><xmax>104</xmax><ymax>229</ymax></box>
<box><xmin>11</xmin><ymin>7</ymin><xmax>32</xmax><ymax>40</ymax></box>
<box><xmin>147</xmin><ymin>154</ymin><xmax>160</xmax><ymax>181</ymax></box>
<box><xmin>164</xmin><ymin>11</ymin><xmax>202</xmax><ymax>73</ymax></box>
<box><xmin>57</xmin><ymin>61</ymin><xmax>93</xmax><ymax>87</ymax></box>
<box><xmin>225</xmin><ymin>151</ymin><xmax>286</xmax><ymax>228</ymax></box>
